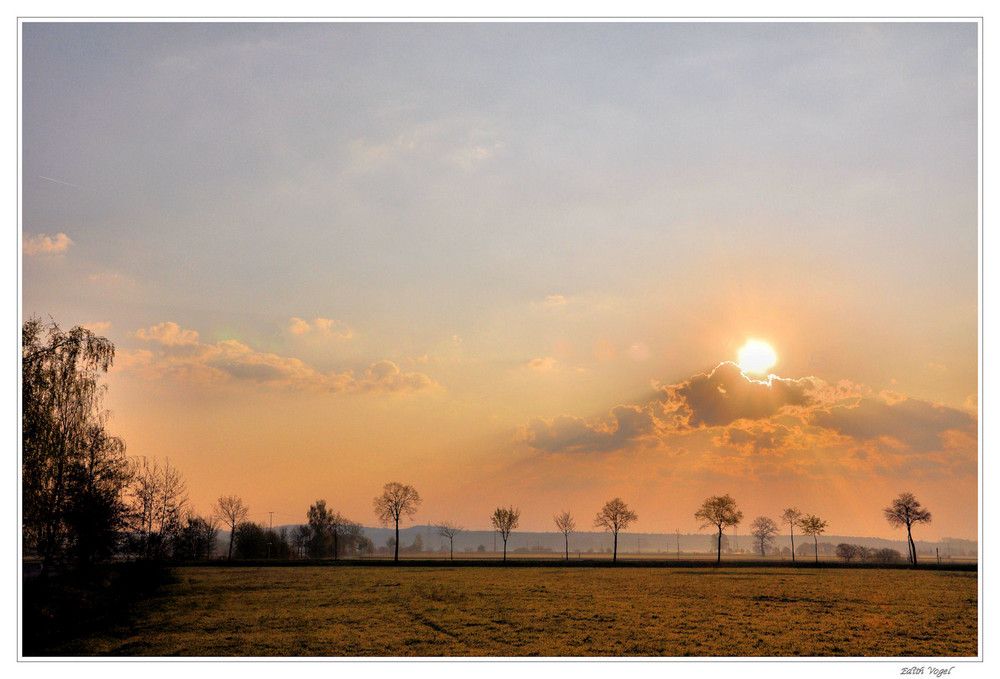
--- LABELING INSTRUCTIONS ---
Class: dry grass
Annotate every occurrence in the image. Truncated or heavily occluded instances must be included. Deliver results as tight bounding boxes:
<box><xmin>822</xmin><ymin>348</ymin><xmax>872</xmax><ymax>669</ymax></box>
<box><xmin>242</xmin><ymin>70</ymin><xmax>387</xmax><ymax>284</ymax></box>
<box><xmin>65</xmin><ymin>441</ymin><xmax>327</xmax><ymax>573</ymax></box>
<box><xmin>56</xmin><ymin>565</ymin><xmax>977</xmax><ymax>657</ymax></box>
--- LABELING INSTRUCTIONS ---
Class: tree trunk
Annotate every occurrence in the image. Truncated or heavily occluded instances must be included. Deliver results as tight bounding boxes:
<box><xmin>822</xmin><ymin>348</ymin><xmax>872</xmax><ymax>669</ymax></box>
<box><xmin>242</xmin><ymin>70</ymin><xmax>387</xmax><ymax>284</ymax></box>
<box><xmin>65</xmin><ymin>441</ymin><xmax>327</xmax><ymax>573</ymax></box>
<box><xmin>449</xmin><ymin>538</ymin><xmax>453</xmax><ymax>560</ymax></box>
<box><xmin>907</xmin><ymin>525</ymin><xmax>917</xmax><ymax>565</ymax></box>
<box><xmin>717</xmin><ymin>526</ymin><xmax>722</xmax><ymax>563</ymax></box>
<box><xmin>814</xmin><ymin>535</ymin><xmax>818</xmax><ymax>563</ymax></box>
<box><xmin>502</xmin><ymin>538</ymin><xmax>507</xmax><ymax>562</ymax></box>
<box><xmin>789</xmin><ymin>525</ymin><xmax>795</xmax><ymax>563</ymax></box>
<box><xmin>394</xmin><ymin>519</ymin><xmax>399</xmax><ymax>562</ymax></box>
<box><xmin>564</xmin><ymin>534</ymin><xmax>569</xmax><ymax>561</ymax></box>
<box><xmin>228</xmin><ymin>527</ymin><xmax>235</xmax><ymax>560</ymax></box>
<box><xmin>613</xmin><ymin>532</ymin><xmax>618</xmax><ymax>562</ymax></box>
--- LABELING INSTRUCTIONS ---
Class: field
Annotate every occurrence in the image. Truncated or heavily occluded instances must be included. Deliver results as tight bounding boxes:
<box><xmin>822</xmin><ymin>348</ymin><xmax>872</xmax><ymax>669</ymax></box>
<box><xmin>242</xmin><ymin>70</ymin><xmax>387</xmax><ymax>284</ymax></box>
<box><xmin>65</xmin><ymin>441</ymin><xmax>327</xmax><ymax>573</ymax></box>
<box><xmin>42</xmin><ymin>564</ymin><xmax>977</xmax><ymax>657</ymax></box>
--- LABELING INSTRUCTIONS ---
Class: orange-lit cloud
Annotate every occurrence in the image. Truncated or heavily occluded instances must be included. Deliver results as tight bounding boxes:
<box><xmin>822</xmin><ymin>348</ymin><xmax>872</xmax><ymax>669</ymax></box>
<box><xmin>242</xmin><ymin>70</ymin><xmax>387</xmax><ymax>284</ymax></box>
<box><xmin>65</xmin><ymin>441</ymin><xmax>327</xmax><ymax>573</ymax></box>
<box><xmin>518</xmin><ymin>362</ymin><xmax>977</xmax><ymax>481</ymax></box>
<box><xmin>83</xmin><ymin>321</ymin><xmax>112</xmax><ymax>333</ymax></box>
<box><xmin>526</xmin><ymin>357</ymin><xmax>559</xmax><ymax>371</ymax></box>
<box><xmin>810</xmin><ymin>396</ymin><xmax>976</xmax><ymax>454</ymax></box>
<box><xmin>23</xmin><ymin>232</ymin><xmax>73</xmax><ymax>255</ymax></box>
<box><xmin>518</xmin><ymin>405</ymin><xmax>661</xmax><ymax>455</ymax></box>
<box><xmin>666</xmin><ymin>362</ymin><xmax>815</xmax><ymax>428</ymax></box>
<box><xmin>134</xmin><ymin>321</ymin><xmax>200</xmax><ymax>345</ymax></box>
<box><xmin>121</xmin><ymin>322</ymin><xmax>438</xmax><ymax>395</ymax></box>
<box><xmin>287</xmin><ymin>316</ymin><xmax>354</xmax><ymax>339</ymax></box>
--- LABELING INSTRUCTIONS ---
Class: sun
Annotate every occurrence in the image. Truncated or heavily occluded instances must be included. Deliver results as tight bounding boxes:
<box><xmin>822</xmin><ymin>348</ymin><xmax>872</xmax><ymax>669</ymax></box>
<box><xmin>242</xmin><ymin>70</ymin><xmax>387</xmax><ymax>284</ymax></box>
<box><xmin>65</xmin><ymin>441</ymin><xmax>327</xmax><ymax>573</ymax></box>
<box><xmin>737</xmin><ymin>339</ymin><xmax>778</xmax><ymax>374</ymax></box>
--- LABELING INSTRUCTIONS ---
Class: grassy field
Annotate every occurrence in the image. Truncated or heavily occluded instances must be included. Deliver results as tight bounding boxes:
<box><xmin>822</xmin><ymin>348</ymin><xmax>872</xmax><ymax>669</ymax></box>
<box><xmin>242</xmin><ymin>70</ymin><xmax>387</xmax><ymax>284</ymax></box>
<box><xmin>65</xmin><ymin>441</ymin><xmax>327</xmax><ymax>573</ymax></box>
<box><xmin>43</xmin><ymin>564</ymin><xmax>977</xmax><ymax>657</ymax></box>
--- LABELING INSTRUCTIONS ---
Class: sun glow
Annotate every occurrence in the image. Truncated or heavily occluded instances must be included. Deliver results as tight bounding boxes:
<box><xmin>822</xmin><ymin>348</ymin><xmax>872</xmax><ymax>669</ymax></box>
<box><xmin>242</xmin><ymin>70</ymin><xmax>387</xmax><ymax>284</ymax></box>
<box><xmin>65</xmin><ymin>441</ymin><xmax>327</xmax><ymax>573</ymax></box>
<box><xmin>737</xmin><ymin>339</ymin><xmax>778</xmax><ymax>374</ymax></box>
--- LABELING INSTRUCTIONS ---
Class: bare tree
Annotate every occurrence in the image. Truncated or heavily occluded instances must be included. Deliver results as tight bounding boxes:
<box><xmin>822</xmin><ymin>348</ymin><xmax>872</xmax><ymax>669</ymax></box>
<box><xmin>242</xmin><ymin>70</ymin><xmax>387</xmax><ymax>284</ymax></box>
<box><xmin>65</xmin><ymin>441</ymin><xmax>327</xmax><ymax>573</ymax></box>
<box><xmin>127</xmin><ymin>456</ymin><xmax>188</xmax><ymax>560</ymax></box>
<box><xmin>749</xmin><ymin>516</ymin><xmax>779</xmax><ymax>556</ymax></box>
<box><xmin>373</xmin><ymin>482</ymin><xmax>422</xmax><ymax>562</ymax></box>
<box><xmin>594</xmin><ymin>498</ymin><xmax>638</xmax><ymax>563</ymax></box>
<box><xmin>332</xmin><ymin>515</ymin><xmax>363</xmax><ymax>559</ymax></box>
<box><xmin>214</xmin><ymin>495</ymin><xmax>249</xmax><ymax>560</ymax></box>
<box><xmin>780</xmin><ymin>507</ymin><xmax>803</xmax><ymax>563</ymax></box>
<box><xmin>436</xmin><ymin>522</ymin><xmax>463</xmax><ymax>560</ymax></box>
<box><xmin>490</xmin><ymin>506</ymin><xmax>520</xmax><ymax>561</ymax></box>
<box><xmin>695</xmin><ymin>494</ymin><xmax>744</xmax><ymax>563</ymax></box>
<box><xmin>883</xmin><ymin>492</ymin><xmax>932</xmax><ymax>565</ymax></box>
<box><xmin>798</xmin><ymin>514</ymin><xmax>828</xmax><ymax>563</ymax></box>
<box><xmin>553</xmin><ymin>510</ymin><xmax>576</xmax><ymax>561</ymax></box>
<box><xmin>291</xmin><ymin>524</ymin><xmax>311</xmax><ymax>559</ymax></box>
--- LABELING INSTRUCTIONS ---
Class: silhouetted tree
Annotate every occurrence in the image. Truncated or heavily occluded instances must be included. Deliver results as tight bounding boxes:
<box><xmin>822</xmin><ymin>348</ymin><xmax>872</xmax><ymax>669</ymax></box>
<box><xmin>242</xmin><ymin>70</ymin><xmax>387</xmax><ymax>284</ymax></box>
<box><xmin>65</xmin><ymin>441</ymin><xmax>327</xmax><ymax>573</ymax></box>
<box><xmin>355</xmin><ymin>535</ymin><xmax>375</xmax><ymax>557</ymax></box>
<box><xmin>406</xmin><ymin>532</ymin><xmax>424</xmax><ymax>554</ymax></box>
<box><xmin>234</xmin><ymin>521</ymin><xmax>267</xmax><ymax>559</ymax></box>
<box><xmin>749</xmin><ymin>516</ymin><xmax>779</xmax><ymax>556</ymax></box>
<box><xmin>127</xmin><ymin>456</ymin><xmax>188</xmax><ymax>560</ymax></box>
<box><xmin>490</xmin><ymin>506</ymin><xmax>520</xmax><ymax>562</ymax></box>
<box><xmin>333</xmin><ymin>516</ymin><xmax>363</xmax><ymax>558</ymax></box>
<box><xmin>436</xmin><ymin>522</ymin><xmax>463</xmax><ymax>560</ymax></box>
<box><xmin>22</xmin><ymin>318</ymin><xmax>130</xmax><ymax>577</ymax></box>
<box><xmin>173</xmin><ymin>511</ymin><xmax>218</xmax><ymax>560</ymax></box>
<box><xmin>780</xmin><ymin>507</ymin><xmax>802</xmax><ymax>563</ymax></box>
<box><xmin>553</xmin><ymin>510</ymin><xmax>576</xmax><ymax>561</ymax></box>
<box><xmin>708</xmin><ymin>533</ymin><xmax>731</xmax><ymax>554</ymax></box>
<box><xmin>307</xmin><ymin>499</ymin><xmax>333</xmax><ymax>557</ymax></box>
<box><xmin>291</xmin><ymin>524</ymin><xmax>311</xmax><ymax>558</ymax></box>
<box><xmin>883</xmin><ymin>492</ymin><xmax>932</xmax><ymax>565</ymax></box>
<box><xmin>873</xmin><ymin>547</ymin><xmax>904</xmax><ymax>564</ymax></box>
<box><xmin>594</xmin><ymin>498</ymin><xmax>637</xmax><ymax>563</ymax></box>
<box><xmin>695</xmin><ymin>494</ymin><xmax>743</xmax><ymax>563</ymax></box>
<box><xmin>214</xmin><ymin>495</ymin><xmax>249</xmax><ymax>560</ymax></box>
<box><xmin>798</xmin><ymin>514</ymin><xmax>828</xmax><ymax>563</ymax></box>
<box><xmin>836</xmin><ymin>543</ymin><xmax>861</xmax><ymax>563</ymax></box>
<box><xmin>373</xmin><ymin>482</ymin><xmax>422</xmax><ymax>562</ymax></box>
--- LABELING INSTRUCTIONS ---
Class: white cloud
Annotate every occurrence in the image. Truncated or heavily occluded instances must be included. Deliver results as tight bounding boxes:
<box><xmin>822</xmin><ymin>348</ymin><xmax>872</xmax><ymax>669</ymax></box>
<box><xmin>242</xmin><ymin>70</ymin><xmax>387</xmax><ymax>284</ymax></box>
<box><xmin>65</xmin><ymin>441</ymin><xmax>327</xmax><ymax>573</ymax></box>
<box><xmin>23</xmin><ymin>233</ymin><xmax>73</xmax><ymax>255</ymax></box>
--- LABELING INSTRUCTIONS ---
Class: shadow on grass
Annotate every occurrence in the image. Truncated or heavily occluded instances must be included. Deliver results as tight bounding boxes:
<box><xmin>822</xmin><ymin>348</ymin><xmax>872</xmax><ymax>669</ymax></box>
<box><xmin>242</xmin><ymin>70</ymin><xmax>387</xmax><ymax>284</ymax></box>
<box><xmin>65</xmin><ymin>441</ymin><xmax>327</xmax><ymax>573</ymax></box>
<box><xmin>22</xmin><ymin>561</ymin><xmax>174</xmax><ymax>657</ymax></box>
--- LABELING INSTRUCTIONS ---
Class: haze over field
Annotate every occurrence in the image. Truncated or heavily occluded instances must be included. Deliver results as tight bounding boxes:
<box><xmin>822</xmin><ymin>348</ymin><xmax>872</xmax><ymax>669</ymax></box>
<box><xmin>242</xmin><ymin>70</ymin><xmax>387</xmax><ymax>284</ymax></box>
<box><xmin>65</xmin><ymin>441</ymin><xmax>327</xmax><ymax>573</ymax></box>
<box><xmin>21</xmin><ymin>22</ymin><xmax>979</xmax><ymax>540</ymax></box>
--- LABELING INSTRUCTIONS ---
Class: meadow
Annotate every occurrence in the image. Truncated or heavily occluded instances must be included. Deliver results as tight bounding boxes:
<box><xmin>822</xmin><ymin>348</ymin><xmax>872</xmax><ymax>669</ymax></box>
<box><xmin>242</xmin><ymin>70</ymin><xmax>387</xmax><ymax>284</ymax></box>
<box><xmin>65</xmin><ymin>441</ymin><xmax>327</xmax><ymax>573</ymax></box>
<box><xmin>43</xmin><ymin>563</ymin><xmax>978</xmax><ymax>657</ymax></box>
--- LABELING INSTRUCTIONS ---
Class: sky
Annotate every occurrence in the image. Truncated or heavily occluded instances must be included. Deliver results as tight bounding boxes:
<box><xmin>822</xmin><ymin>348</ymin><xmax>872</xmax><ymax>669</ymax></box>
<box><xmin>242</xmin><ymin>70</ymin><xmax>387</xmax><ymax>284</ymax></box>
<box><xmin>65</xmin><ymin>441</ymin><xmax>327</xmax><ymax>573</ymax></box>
<box><xmin>20</xmin><ymin>21</ymin><xmax>980</xmax><ymax>541</ymax></box>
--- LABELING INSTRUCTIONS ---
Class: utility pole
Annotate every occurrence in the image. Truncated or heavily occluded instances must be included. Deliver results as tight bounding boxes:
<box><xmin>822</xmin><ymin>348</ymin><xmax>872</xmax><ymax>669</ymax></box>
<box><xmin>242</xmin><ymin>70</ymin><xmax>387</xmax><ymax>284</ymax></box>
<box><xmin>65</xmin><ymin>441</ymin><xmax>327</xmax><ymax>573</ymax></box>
<box><xmin>267</xmin><ymin>511</ymin><xmax>274</xmax><ymax>559</ymax></box>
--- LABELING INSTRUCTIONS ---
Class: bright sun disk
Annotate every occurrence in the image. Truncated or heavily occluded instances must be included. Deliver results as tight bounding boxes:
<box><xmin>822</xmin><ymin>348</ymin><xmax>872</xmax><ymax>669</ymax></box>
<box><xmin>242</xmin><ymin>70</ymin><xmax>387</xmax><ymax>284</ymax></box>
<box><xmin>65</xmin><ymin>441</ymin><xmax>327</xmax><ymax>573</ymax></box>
<box><xmin>737</xmin><ymin>339</ymin><xmax>777</xmax><ymax>374</ymax></box>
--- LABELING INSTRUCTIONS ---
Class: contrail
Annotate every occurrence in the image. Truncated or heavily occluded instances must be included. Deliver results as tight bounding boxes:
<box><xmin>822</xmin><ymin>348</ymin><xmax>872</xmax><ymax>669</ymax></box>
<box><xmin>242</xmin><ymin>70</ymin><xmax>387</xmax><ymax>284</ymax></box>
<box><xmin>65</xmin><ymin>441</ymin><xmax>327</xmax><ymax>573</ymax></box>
<box><xmin>39</xmin><ymin>175</ymin><xmax>82</xmax><ymax>188</ymax></box>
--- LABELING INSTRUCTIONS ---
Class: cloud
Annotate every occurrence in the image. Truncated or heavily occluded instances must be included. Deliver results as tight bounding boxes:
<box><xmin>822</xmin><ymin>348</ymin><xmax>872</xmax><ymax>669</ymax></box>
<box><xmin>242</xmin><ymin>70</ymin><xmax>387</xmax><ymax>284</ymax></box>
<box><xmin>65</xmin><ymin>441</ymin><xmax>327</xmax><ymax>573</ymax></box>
<box><xmin>449</xmin><ymin>140</ymin><xmax>505</xmax><ymax>170</ymax></box>
<box><xmin>23</xmin><ymin>232</ymin><xmax>73</xmax><ymax>255</ymax></box>
<box><xmin>518</xmin><ymin>362</ymin><xmax>976</xmax><ymax>479</ymax></box>
<box><xmin>526</xmin><ymin>357</ymin><xmax>558</xmax><ymax>371</ymax></box>
<box><xmin>666</xmin><ymin>362</ymin><xmax>816</xmax><ymax>428</ymax></box>
<box><xmin>517</xmin><ymin>405</ymin><xmax>661</xmax><ymax>455</ymax></box>
<box><xmin>811</xmin><ymin>396</ymin><xmax>976</xmax><ymax>454</ymax></box>
<box><xmin>134</xmin><ymin>321</ymin><xmax>200</xmax><ymax>346</ymax></box>
<box><xmin>124</xmin><ymin>322</ymin><xmax>438</xmax><ymax>395</ymax></box>
<box><xmin>83</xmin><ymin>321</ymin><xmax>112</xmax><ymax>333</ymax></box>
<box><xmin>287</xmin><ymin>316</ymin><xmax>354</xmax><ymax>339</ymax></box>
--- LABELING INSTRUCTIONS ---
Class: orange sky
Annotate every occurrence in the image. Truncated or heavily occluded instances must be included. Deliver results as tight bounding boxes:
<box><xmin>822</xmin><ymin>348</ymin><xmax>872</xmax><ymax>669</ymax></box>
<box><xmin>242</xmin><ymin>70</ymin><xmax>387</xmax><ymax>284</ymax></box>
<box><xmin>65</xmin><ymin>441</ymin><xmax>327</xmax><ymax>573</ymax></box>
<box><xmin>22</xmin><ymin>22</ymin><xmax>980</xmax><ymax>541</ymax></box>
